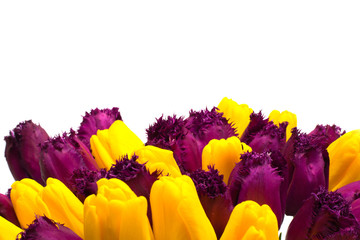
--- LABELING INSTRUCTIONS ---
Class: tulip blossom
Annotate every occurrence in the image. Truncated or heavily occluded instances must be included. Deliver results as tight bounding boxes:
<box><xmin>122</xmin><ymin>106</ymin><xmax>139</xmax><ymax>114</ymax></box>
<box><xmin>228</xmin><ymin>152</ymin><xmax>285</xmax><ymax>227</ymax></box>
<box><xmin>220</xmin><ymin>200</ymin><xmax>278</xmax><ymax>240</ymax></box>
<box><xmin>328</xmin><ymin>129</ymin><xmax>360</xmax><ymax>191</ymax></box>
<box><xmin>336</xmin><ymin>181</ymin><xmax>360</xmax><ymax>224</ymax></box>
<box><xmin>77</xmin><ymin>107</ymin><xmax>122</xmax><ymax>149</ymax></box>
<box><xmin>150</xmin><ymin>175</ymin><xmax>217</xmax><ymax>240</ymax></box>
<box><xmin>10</xmin><ymin>178</ymin><xmax>84</xmax><ymax>238</ymax></box>
<box><xmin>268</xmin><ymin>110</ymin><xmax>297</xmax><ymax>141</ymax></box>
<box><xmin>18</xmin><ymin>216</ymin><xmax>82</xmax><ymax>240</ymax></box>
<box><xmin>84</xmin><ymin>178</ymin><xmax>154</xmax><ymax>240</ymax></box>
<box><xmin>0</xmin><ymin>216</ymin><xmax>22</xmax><ymax>240</ymax></box>
<box><xmin>217</xmin><ymin>97</ymin><xmax>253</xmax><ymax>137</ymax></box>
<box><xmin>286</xmin><ymin>188</ymin><xmax>360</xmax><ymax>240</ymax></box>
<box><xmin>202</xmin><ymin>136</ymin><xmax>252</xmax><ymax>184</ymax></box>
<box><xmin>4</xmin><ymin>120</ymin><xmax>49</xmax><ymax>185</ymax></box>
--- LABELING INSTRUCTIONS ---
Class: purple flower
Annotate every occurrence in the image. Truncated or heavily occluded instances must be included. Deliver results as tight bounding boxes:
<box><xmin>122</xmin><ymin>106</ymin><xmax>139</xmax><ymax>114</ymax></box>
<box><xmin>286</xmin><ymin>188</ymin><xmax>360</xmax><ymax>240</ymax></box>
<box><xmin>240</xmin><ymin>112</ymin><xmax>287</xmax><ymax>153</ymax></box>
<box><xmin>4</xmin><ymin>120</ymin><xmax>49</xmax><ymax>185</ymax></box>
<box><xmin>39</xmin><ymin>132</ymin><xmax>98</xmax><ymax>189</ymax></box>
<box><xmin>190</xmin><ymin>167</ymin><xmax>233</xmax><ymax>238</ymax></box>
<box><xmin>0</xmin><ymin>192</ymin><xmax>20</xmax><ymax>227</ymax></box>
<box><xmin>228</xmin><ymin>152</ymin><xmax>285</xmax><ymax>227</ymax></box>
<box><xmin>77</xmin><ymin>108</ymin><xmax>122</xmax><ymax>149</ymax></box>
<box><xmin>17</xmin><ymin>216</ymin><xmax>82</xmax><ymax>240</ymax></box>
<box><xmin>337</xmin><ymin>181</ymin><xmax>360</xmax><ymax>224</ymax></box>
<box><xmin>283</xmin><ymin>127</ymin><xmax>333</xmax><ymax>216</ymax></box>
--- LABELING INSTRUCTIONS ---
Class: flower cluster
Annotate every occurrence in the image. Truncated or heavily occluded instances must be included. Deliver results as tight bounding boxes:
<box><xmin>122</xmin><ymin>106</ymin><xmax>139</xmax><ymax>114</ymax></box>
<box><xmin>1</xmin><ymin>98</ymin><xmax>360</xmax><ymax>240</ymax></box>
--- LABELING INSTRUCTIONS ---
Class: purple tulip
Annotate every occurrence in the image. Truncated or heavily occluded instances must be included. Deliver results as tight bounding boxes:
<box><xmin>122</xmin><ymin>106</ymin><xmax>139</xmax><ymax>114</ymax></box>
<box><xmin>337</xmin><ymin>181</ymin><xmax>360</xmax><ymax>224</ymax></box>
<box><xmin>77</xmin><ymin>107</ymin><xmax>122</xmax><ymax>149</ymax></box>
<box><xmin>228</xmin><ymin>152</ymin><xmax>285</xmax><ymax>227</ymax></box>
<box><xmin>18</xmin><ymin>216</ymin><xmax>82</xmax><ymax>240</ymax></box>
<box><xmin>190</xmin><ymin>167</ymin><xmax>233</xmax><ymax>238</ymax></box>
<box><xmin>286</xmin><ymin>188</ymin><xmax>360</xmax><ymax>240</ymax></box>
<box><xmin>0</xmin><ymin>193</ymin><xmax>20</xmax><ymax>227</ymax></box>
<box><xmin>39</xmin><ymin>132</ymin><xmax>98</xmax><ymax>189</ymax></box>
<box><xmin>4</xmin><ymin>120</ymin><xmax>49</xmax><ymax>185</ymax></box>
<box><xmin>241</xmin><ymin>112</ymin><xmax>287</xmax><ymax>153</ymax></box>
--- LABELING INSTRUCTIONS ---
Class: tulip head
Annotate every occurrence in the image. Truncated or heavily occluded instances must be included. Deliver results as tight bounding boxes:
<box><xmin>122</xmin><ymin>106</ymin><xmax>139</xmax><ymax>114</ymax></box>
<box><xmin>286</xmin><ymin>188</ymin><xmax>360</xmax><ymax>240</ymax></box>
<box><xmin>268</xmin><ymin>110</ymin><xmax>297</xmax><ymax>141</ymax></box>
<box><xmin>77</xmin><ymin>107</ymin><xmax>122</xmax><ymax>149</ymax></box>
<box><xmin>202</xmin><ymin>136</ymin><xmax>252</xmax><ymax>184</ymax></box>
<box><xmin>328</xmin><ymin>129</ymin><xmax>360</xmax><ymax>191</ymax></box>
<box><xmin>220</xmin><ymin>200</ymin><xmax>278</xmax><ymax>240</ymax></box>
<box><xmin>228</xmin><ymin>152</ymin><xmax>285</xmax><ymax>227</ymax></box>
<box><xmin>217</xmin><ymin>97</ymin><xmax>253</xmax><ymax>137</ymax></box>
<box><xmin>84</xmin><ymin>178</ymin><xmax>154</xmax><ymax>240</ymax></box>
<box><xmin>4</xmin><ymin>120</ymin><xmax>49</xmax><ymax>184</ymax></box>
<box><xmin>18</xmin><ymin>216</ymin><xmax>82</xmax><ymax>240</ymax></box>
<box><xmin>190</xmin><ymin>167</ymin><xmax>233</xmax><ymax>238</ymax></box>
<box><xmin>150</xmin><ymin>175</ymin><xmax>217</xmax><ymax>240</ymax></box>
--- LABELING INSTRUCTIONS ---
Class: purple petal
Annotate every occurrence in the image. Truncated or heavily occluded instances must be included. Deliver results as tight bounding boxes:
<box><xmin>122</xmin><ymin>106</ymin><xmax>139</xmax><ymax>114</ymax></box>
<box><xmin>0</xmin><ymin>193</ymin><xmax>20</xmax><ymax>227</ymax></box>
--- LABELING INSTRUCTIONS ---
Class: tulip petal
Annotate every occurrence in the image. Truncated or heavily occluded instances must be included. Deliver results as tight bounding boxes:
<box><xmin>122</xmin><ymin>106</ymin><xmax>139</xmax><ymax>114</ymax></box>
<box><xmin>0</xmin><ymin>216</ymin><xmax>22</xmax><ymax>240</ymax></box>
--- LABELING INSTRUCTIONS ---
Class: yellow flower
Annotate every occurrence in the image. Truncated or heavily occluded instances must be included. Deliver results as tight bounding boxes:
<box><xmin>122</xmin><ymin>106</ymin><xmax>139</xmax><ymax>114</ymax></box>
<box><xmin>268</xmin><ymin>110</ymin><xmax>297</xmax><ymax>141</ymax></box>
<box><xmin>202</xmin><ymin>136</ymin><xmax>252</xmax><ymax>184</ymax></box>
<box><xmin>135</xmin><ymin>145</ymin><xmax>182</xmax><ymax>177</ymax></box>
<box><xmin>217</xmin><ymin>97</ymin><xmax>253</xmax><ymax>137</ymax></box>
<box><xmin>328</xmin><ymin>129</ymin><xmax>360</xmax><ymax>191</ymax></box>
<box><xmin>90</xmin><ymin>120</ymin><xmax>144</xmax><ymax>169</ymax></box>
<box><xmin>150</xmin><ymin>175</ymin><xmax>217</xmax><ymax>240</ymax></box>
<box><xmin>220</xmin><ymin>200</ymin><xmax>278</xmax><ymax>240</ymax></box>
<box><xmin>0</xmin><ymin>216</ymin><xmax>22</xmax><ymax>240</ymax></box>
<box><xmin>10</xmin><ymin>178</ymin><xmax>84</xmax><ymax>238</ymax></box>
<box><xmin>84</xmin><ymin>178</ymin><xmax>154</xmax><ymax>240</ymax></box>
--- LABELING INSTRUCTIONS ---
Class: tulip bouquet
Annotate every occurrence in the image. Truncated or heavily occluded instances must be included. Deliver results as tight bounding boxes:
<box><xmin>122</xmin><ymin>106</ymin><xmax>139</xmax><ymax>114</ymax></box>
<box><xmin>1</xmin><ymin>97</ymin><xmax>360</xmax><ymax>240</ymax></box>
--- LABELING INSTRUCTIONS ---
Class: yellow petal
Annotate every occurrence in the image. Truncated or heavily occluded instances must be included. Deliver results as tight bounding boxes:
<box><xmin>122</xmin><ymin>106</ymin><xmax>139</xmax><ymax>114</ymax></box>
<box><xmin>268</xmin><ymin>110</ymin><xmax>297</xmax><ymax>141</ymax></box>
<box><xmin>150</xmin><ymin>175</ymin><xmax>217</xmax><ymax>240</ymax></box>
<box><xmin>0</xmin><ymin>216</ymin><xmax>22</xmax><ymax>240</ymax></box>
<box><xmin>96</xmin><ymin>178</ymin><xmax>137</xmax><ymax>200</ymax></box>
<box><xmin>202</xmin><ymin>136</ymin><xmax>252</xmax><ymax>184</ymax></box>
<box><xmin>220</xmin><ymin>200</ymin><xmax>278</xmax><ymax>240</ymax></box>
<box><xmin>135</xmin><ymin>145</ymin><xmax>182</xmax><ymax>177</ymax></box>
<box><xmin>328</xmin><ymin>129</ymin><xmax>360</xmax><ymax>191</ymax></box>
<box><xmin>90</xmin><ymin>120</ymin><xmax>144</xmax><ymax>170</ymax></box>
<box><xmin>217</xmin><ymin>97</ymin><xmax>253</xmax><ymax>137</ymax></box>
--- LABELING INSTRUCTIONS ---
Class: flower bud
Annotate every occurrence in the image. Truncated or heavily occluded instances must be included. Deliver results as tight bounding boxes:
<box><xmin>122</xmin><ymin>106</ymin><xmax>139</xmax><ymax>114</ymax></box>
<box><xmin>4</xmin><ymin>120</ymin><xmax>49</xmax><ymax>184</ymax></box>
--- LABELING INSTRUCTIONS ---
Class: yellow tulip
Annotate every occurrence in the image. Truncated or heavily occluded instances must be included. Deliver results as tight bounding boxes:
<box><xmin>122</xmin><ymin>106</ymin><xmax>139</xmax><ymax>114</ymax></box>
<box><xmin>90</xmin><ymin>120</ymin><xmax>144</xmax><ymax>169</ymax></box>
<box><xmin>220</xmin><ymin>200</ymin><xmax>278</xmax><ymax>240</ymax></box>
<box><xmin>328</xmin><ymin>129</ymin><xmax>360</xmax><ymax>191</ymax></box>
<box><xmin>0</xmin><ymin>216</ymin><xmax>22</xmax><ymax>240</ymax></box>
<box><xmin>217</xmin><ymin>97</ymin><xmax>253</xmax><ymax>137</ymax></box>
<box><xmin>268</xmin><ymin>110</ymin><xmax>297</xmax><ymax>141</ymax></box>
<box><xmin>135</xmin><ymin>145</ymin><xmax>182</xmax><ymax>177</ymax></box>
<box><xmin>202</xmin><ymin>136</ymin><xmax>252</xmax><ymax>184</ymax></box>
<box><xmin>84</xmin><ymin>178</ymin><xmax>154</xmax><ymax>240</ymax></box>
<box><xmin>150</xmin><ymin>175</ymin><xmax>217</xmax><ymax>240</ymax></box>
<box><xmin>10</xmin><ymin>178</ymin><xmax>84</xmax><ymax>238</ymax></box>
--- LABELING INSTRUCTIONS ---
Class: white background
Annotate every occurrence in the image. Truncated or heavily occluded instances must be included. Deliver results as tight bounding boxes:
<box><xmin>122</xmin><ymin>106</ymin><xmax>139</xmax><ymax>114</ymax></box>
<box><xmin>1</xmin><ymin>0</ymin><xmax>359</xmax><ymax>236</ymax></box>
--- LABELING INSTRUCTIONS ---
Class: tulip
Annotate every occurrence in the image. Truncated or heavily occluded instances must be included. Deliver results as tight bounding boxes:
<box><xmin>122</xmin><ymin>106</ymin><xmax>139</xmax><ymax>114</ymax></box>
<box><xmin>336</xmin><ymin>181</ymin><xmax>360</xmax><ymax>224</ymax></box>
<box><xmin>150</xmin><ymin>175</ymin><xmax>217</xmax><ymax>240</ymax></box>
<box><xmin>217</xmin><ymin>97</ymin><xmax>253</xmax><ymax>137</ymax></box>
<box><xmin>84</xmin><ymin>178</ymin><xmax>154</xmax><ymax>240</ymax></box>
<box><xmin>0</xmin><ymin>216</ymin><xmax>22</xmax><ymax>240</ymax></box>
<box><xmin>190</xmin><ymin>167</ymin><xmax>233</xmax><ymax>238</ymax></box>
<box><xmin>77</xmin><ymin>107</ymin><xmax>122</xmax><ymax>149</ymax></box>
<box><xmin>0</xmin><ymin>193</ymin><xmax>20</xmax><ymax>227</ymax></box>
<box><xmin>286</xmin><ymin>188</ymin><xmax>360</xmax><ymax>240</ymax></box>
<box><xmin>328</xmin><ymin>129</ymin><xmax>360</xmax><ymax>191</ymax></box>
<box><xmin>240</xmin><ymin>112</ymin><xmax>287</xmax><ymax>153</ymax></box>
<box><xmin>220</xmin><ymin>200</ymin><xmax>278</xmax><ymax>240</ymax></box>
<box><xmin>228</xmin><ymin>152</ymin><xmax>285</xmax><ymax>227</ymax></box>
<box><xmin>4</xmin><ymin>120</ymin><xmax>49</xmax><ymax>185</ymax></box>
<box><xmin>39</xmin><ymin>133</ymin><xmax>98</xmax><ymax>189</ymax></box>
<box><xmin>10</xmin><ymin>178</ymin><xmax>84</xmax><ymax>238</ymax></box>
<box><xmin>90</xmin><ymin>120</ymin><xmax>144</xmax><ymax>169</ymax></box>
<box><xmin>18</xmin><ymin>216</ymin><xmax>82</xmax><ymax>240</ymax></box>
<box><xmin>268</xmin><ymin>110</ymin><xmax>297</xmax><ymax>141</ymax></box>
<box><xmin>202</xmin><ymin>136</ymin><xmax>252</xmax><ymax>184</ymax></box>
<box><xmin>283</xmin><ymin>128</ymin><xmax>330</xmax><ymax>216</ymax></box>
